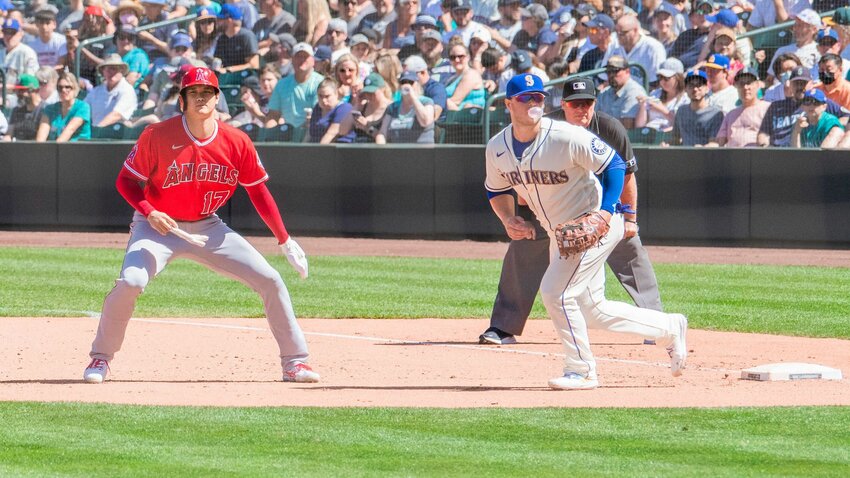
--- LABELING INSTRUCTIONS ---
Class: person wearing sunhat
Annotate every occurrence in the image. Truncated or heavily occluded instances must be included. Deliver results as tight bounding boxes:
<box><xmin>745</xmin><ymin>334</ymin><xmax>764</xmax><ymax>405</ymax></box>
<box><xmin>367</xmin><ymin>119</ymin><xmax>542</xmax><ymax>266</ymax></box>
<box><xmin>375</xmin><ymin>70</ymin><xmax>436</xmax><ymax>144</ymax></box>
<box><xmin>708</xmin><ymin>67</ymin><xmax>769</xmax><ymax>147</ymax></box>
<box><xmin>85</xmin><ymin>53</ymin><xmax>138</xmax><ymax>127</ymax></box>
<box><xmin>793</xmin><ymin>88</ymin><xmax>845</xmax><ymax>148</ymax></box>
<box><xmin>193</xmin><ymin>7</ymin><xmax>220</xmax><ymax>61</ymax></box>
<box><xmin>111</xmin><ymin>1</ymin><xmax>144</xmax><ymax>27</ymax></box>
<box><xmin>703</xmin><ymin>53</ymin><xmax>739</xmax><ymax>114</ymax></box>
<box><xmin>597</xmin><ymin>55</ymin><xmax>647</xmax><ymax>129</ymax></box>
<box><xmin>671</xmin><ymin>69</ymin><xmax>724</xmax><ymax>146</ymax></box>
<box><xmin>2</xmin><ymin>74</ymin><xmax>45</xmax><ymax>141</ymax></box>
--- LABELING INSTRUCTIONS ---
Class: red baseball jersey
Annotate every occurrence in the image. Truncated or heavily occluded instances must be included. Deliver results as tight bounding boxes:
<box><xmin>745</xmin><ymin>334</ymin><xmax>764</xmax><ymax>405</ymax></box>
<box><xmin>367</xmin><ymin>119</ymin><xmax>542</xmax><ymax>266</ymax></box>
<box><xmin>123</xmin><ymin>116</ymin><xmax>269</xmax><ymax>221</ymax></box>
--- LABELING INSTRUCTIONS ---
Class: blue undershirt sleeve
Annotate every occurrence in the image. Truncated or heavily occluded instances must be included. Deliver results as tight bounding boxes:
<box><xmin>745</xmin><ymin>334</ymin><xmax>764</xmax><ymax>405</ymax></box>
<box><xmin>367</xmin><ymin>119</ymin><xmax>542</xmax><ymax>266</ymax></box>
<box><xmin>487</xmin><ymin>190</ymin><xmax>513</xmax><ymax>200</ymax></box>
<box><xmin>599</xmin><ymin>152</ymin><xmax>626</xmax><ymax>214</ymax></box>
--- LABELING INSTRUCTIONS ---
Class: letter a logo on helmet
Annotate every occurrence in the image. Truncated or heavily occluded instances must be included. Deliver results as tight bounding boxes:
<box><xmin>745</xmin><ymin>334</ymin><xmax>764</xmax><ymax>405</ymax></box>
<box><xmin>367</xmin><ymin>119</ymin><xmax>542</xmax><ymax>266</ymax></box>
<box><xmin>180</xmin><ymin>66</ymin><xmax>220</xmax><ymax>93</ymax></box>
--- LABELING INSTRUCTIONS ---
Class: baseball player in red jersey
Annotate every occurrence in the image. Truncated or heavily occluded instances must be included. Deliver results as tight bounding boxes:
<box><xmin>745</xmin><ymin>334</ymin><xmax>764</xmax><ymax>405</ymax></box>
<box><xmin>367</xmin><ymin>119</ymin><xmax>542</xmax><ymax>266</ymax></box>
<box><xmin>83</xmin><ymin>67</ymin><xmax>319</xmax><ymax>384</ymax></box>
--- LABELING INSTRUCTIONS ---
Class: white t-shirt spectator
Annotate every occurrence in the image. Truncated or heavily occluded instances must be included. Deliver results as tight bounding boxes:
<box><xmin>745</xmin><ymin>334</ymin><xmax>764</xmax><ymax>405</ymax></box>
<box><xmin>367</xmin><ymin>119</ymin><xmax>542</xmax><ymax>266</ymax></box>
<box><xmin>26</xmin><ymin>33</ymin><xmax>68</xmax><ymax>68</ymax></box>
<box><xmin>610</xmin><ymin>35</ymin><xmax>667</xmax><ymax>83</ymax></box>
<box><xmin>1</xmin><ymin>43</ymin><xmax>39</xmax><ymax>83</ymax></box>
<box><xmin>747</xmin><ymin>0</ymin><xmax>812</xmax><ymax>29</ymax></box>
<box><xmin>442</xmin><ymin>21</ymin><xmax>488</xmax><ymax>47</ymax></box>
<box><xmin>85</xmin><ymin>79</ymin><xmax>138</xmax><ymax>125</ymax></box>
<box><xmin>768</xmin><ymin>41</ymin><xmax>819</xmax><ymax>77</ymax></box>
<box><xmin>644</xmin><ymin>88</ymin><xmax>690</xmax><ymax>130</ymax></box>
<box><xmin>708</xmin><ymin>85</ymin><xmax>740</xmax><ymax>114</ymax></box>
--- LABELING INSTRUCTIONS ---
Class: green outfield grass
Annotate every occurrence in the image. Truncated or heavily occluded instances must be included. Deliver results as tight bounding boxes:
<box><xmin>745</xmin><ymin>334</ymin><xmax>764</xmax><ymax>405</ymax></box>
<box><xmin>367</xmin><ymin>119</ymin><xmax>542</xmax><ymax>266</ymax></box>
<box><xmin>0</xmin><ymin>247</ymin><xmax>848</xmax><ymax>338</ymax></box>
<box><xmin>0</xmin><ymin>403</ymin><xmax>848</xmax><ymax>477</ymax></box>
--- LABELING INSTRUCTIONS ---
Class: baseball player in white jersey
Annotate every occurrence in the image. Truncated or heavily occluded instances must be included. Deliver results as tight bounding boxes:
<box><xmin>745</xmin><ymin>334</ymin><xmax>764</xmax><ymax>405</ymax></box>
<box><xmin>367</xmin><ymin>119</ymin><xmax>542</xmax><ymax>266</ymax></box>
<box><xmin>82</xmin><ymin>66</ymin><xmax>319</xmax><ymax>384</ymax></box>
<box><xmin>484</xmin><ymin>73</ymin><xmax>688</xmax><ymax>390</ymax></box>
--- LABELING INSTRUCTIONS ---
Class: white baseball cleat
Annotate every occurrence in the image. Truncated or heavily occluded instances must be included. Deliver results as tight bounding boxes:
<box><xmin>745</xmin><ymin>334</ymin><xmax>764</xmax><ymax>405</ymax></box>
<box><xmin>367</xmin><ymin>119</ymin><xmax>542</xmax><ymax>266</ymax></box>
<box><xmin>83</xmin><ymin>358</ymin><xmax>110</xmax><ymax>383</ymax></box>
<box><xmin>668</xmin><ymin>314</ymin><xmax>689</xmax><ymax>377</ymax></box>
<box><xmin>283</xmin><ymin>362</ymin><xmax>320</xmax><ymax>383</ymax></box>
<box><xmin>548</xmin><ymin>371</ymin><xmax>598</xmax><ymax>390</ymax></box>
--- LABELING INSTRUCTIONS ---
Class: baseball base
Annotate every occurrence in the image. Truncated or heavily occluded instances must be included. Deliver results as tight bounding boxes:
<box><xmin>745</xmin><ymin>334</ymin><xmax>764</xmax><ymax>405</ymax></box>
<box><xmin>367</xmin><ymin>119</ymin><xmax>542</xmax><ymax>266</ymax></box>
<box><xmin>741</xmin><ymin>362</ymin><xmax>843</xmax><ymax>381</ymax></box>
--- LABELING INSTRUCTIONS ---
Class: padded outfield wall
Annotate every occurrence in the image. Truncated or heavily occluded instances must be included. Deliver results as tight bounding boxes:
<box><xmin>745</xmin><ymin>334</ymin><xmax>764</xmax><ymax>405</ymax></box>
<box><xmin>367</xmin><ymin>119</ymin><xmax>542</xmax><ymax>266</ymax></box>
<box><xmin>1</xmin><ymin>143</ymin><xmax>848</xmax><ymax>247</ymax></box>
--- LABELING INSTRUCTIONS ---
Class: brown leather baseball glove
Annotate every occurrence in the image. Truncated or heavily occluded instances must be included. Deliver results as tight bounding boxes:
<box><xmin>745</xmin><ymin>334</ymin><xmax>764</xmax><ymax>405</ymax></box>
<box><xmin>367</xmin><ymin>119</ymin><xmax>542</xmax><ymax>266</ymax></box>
<box><xmin>554</xmin><ymin>212</ymin><xmax>610</xmax><ymax>258</ymax></box>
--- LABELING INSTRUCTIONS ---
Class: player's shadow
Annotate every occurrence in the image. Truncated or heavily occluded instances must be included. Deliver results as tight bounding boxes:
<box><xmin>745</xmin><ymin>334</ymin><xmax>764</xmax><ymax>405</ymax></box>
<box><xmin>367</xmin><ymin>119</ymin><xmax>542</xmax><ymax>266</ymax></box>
<box><xmin>376</xmin><ymin>341</ymin><xmax>558</xmax><ymax>346</ymax></box>
<box><xmin>0</xmin><ymin>379</ymin><xmax>282</xmax><ymax>384</ymax></box>
<box><xmin>318</xmin><ymin>384</ymin><xmax>672</xmax><ymax>391</ymax></box>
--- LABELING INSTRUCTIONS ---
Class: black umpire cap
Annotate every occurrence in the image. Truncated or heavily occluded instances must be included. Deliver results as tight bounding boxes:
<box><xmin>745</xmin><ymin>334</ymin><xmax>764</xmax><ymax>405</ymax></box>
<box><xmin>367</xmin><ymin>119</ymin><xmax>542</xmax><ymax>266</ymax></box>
<box><xmin>562</xmin><ymin>76</ymin><xmax>597</xmax><ymax>101</ymax></box>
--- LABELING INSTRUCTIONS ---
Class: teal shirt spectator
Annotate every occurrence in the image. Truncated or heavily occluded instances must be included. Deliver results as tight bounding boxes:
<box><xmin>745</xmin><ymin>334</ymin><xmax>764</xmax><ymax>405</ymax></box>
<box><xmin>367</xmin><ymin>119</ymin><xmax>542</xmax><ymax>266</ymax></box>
<box><xmin>268</xmin><ymin>71</ymin><xmax>324</xmax><ymax>128</ymax></box>
<box><xmin>446</xmin><ymin>74</ymin><xmax>486</xmax><ymax>109</ymax></box>
<box><xmin>44</xmin><ymin>99</ymin><xmax>91</xmax><ymax>141</ymax></box>
<box><xmin>122</xmin><ymin>48</ymin><xmax>150</xmax><ymax>89</ymax></box>
<box><xmin>801</xmin><ymin>112</ymin><xmax>843</xmax><ymax>148</ymax></box>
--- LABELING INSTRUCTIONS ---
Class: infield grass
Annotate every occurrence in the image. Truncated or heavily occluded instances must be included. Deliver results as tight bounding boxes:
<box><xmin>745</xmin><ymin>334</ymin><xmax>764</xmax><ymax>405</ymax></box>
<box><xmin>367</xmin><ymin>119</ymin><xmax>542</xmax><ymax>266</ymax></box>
<box><xmin>0</xmin><ymin>247</ymin><xmax>848</xmax><ymax>338</ymax></box>
<box><xmin>1</xmin><ymin>403</ymin><xmax>849</xmax><ymax>477</ymax></box>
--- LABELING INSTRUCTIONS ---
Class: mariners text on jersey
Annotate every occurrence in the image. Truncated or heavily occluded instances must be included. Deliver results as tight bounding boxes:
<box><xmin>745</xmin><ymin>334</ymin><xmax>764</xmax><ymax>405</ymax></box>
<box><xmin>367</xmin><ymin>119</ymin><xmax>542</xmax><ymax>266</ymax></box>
<box><xmin>501</xmin><ymin>169</ymin><xmax>570</xmax><ymax>186</ymax></box>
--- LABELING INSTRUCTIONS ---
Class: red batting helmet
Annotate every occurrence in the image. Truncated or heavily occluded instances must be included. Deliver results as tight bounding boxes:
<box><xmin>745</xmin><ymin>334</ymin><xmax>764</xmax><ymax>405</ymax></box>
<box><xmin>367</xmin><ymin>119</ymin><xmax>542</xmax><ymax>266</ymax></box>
<box><xmin>180</xmin><ymin>66</ymin><xmax>220</xmax><ymax>93</ymax></box>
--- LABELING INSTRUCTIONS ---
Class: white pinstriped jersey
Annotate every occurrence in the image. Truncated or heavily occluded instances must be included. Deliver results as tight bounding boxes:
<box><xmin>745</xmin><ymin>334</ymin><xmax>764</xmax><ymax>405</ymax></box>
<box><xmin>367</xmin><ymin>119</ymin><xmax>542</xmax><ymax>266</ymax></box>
<box><xmin>484</xmin><ymin>117</ymin><xmax>615</xmax><ymax>233</ymax></box>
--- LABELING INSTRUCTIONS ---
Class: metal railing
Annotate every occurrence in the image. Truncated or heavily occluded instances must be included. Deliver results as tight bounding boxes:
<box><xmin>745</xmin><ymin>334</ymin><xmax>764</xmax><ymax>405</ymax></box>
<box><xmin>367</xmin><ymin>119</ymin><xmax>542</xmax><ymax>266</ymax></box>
<box><xmin>75</xmin><ymin>14</ymin><xmax>198</xmax><ymax>84</ymax></box>
<box><xmin>0</xmin><ymin>68</ymin><xmax>5</xmax><ymax>109</ymax></box>
<box><xmin>482</xmin><ymin>64</ymin><xmax>649</xmax><ymax>144</ymax></box>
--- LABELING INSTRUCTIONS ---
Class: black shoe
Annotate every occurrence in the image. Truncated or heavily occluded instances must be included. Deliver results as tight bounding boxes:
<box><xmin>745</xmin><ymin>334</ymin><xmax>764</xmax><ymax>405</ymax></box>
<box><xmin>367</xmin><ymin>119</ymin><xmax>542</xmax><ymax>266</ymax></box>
<box><xmin>479</xmin><ymin>327</ymin><xmax>517</xmax><ymax>345</ymax></box>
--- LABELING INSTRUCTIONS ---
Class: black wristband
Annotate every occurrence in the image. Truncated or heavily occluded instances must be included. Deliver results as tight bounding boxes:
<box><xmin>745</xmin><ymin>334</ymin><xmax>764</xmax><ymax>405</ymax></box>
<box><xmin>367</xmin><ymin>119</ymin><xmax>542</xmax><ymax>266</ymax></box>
<box><xmin>624</xmin><ymin>219</ymin><xmax>637</xmax><ymax>224</ymax></box>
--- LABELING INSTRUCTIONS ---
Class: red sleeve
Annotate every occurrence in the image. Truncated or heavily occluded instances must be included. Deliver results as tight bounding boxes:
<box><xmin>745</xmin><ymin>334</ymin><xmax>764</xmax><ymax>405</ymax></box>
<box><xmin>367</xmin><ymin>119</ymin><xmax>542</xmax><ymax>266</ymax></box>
<box><xmin>116</xmin><ymin>168</ymin><xmax>156</xmax><ymax>216</ymax></box>
<box><xmin>244</xmin><ymin>182</ymin><xmax>290</xmax><ymax>244</ymax></box>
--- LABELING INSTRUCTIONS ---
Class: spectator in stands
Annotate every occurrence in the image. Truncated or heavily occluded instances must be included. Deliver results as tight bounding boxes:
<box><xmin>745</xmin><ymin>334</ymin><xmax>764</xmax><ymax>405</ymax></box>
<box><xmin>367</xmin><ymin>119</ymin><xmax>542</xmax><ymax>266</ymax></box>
<box><xmin>374</xmin><ymin>50</ymin><xmax>404</xmax><ymax>94</ymax></box>
<box><xmin>562</xmin><ymin>5</ymin><xmax>597</xmax><ymax>73</ymax></box>
<box><xmin>111</xmin><ymin>1</ymin><xmax>143</xmax><ymax>27</ymax></box>
<box><xmin>636</xmin><ymin>57</ymin><xmax>688</xmax><ymax>132</ymax></box>
<box><xmin>193</xmin><ymin>7</ymin><xmax>219</xmax><ymax>62</ymax></box>
<box><xmin>404</xmin><ymin>54</ymin><xmax>447</xmax><ymax>122</ymax></box>
<box><xmin>334</xmin><ymin>53</ymin><xmax>363</xmax><ymax>101</ymax></box>
<box><xmin>469</xmin><ymin>29</ymin><xmax>491</xmax><ymax>71</ymax></box>
<box><xmin>816</xmin><ymin>53</ymin><xmax>850</xmax><ymax>109</ymax></box>
<box><xmin>384</xmin><ymin>0</ymin><xmax>419</xmax><ymax>49</ymax></box>
<box><xmin>2</xmin><ymin>18</ymin><xmax>39</xmax><ymax>107</ymax></box>
<box><xmin>670</xmin><ymin>0</ymin><xmax>713</xmax><ymax>69</ymax></box>
<box><xmin>193</xmin><ymin>0</ymin><xmax>222</xmax><ymax>16</ymax></box>
<box><xmin>397</xmin><ymin>14</ymin><xmax>435</xmax><ymax>61</ymax></box>
<box><xmin>114</xmin><ymin>25</ymin><xmax>150</xmax><ymax>89</ymax></box>
<box><xmin>36</xmin><ymin>66</ymin><xmax>59</xmax><ymax>105</ymax></box>
<box><xmin>2</xmin><ymin>75</ymin><xmax>44</xmax><ymax>141</ymax></box>
<box><xmin>261</xmin><ymin>32</ymin><xmax>294</xmax><ymax>77</ymax></box>
<box><xmin>747</xmin><ymin>0</ymin><xmax>810</xmax><ymax>30</ymax></box>
<box><xmin>228</xmin><ymin>75</ymin><xmax>270</xmax><ymax>128</ymax></box>
<box><xmin>444</xmin><ymin>43</ymin><xmax>486</xmax><ymax>110</ymax></box>
<box><xmin>76</xmin><ymin>6</ymin><xmax>113</xmax><ymax>86</ymax></box>
<box><xmin>27</xmin><ymin>9</ymin><xmax>67</xmax><ymax>69</ymax></box>
<box><xmin>812</xmin><ymin>28</ymin><xmax>850</xmax><ymax>79</ymax></box>
<box><xmin>704</xmin><ymin>54</ymin><xmax>740</xmax><ymax>114</ymax></box>
<box><xmin>254</xmin><ymin>0</ymin><xmax>295</xmax><ymax>51</ymax></box>
<box><xmin>605</xmin><ymin>0</ymin><xmax>628</xmax><ymax>23</ymax></box>
<box><xmin>442</xmin><ymin>0</ymin><xmax>487</xmax><ymax>45</ymax></box>
<box><xmin>578</xmin><ymin>14</ymin><xmax>615</xmax><ymax>74</ymax></box>
<box><xmin>138</xmin><ymin>0</ymin><xmax>176</xmax><ymax>61</ymax></box>
<box><xmin>268</xmin><ymin>42</ymin><xmax>324</xmax><ymax>127</ymax></box>
<box><xmin>346</xmin><ymin>1</ymin><xmax>378</xmax><ymax>37</ymax></box>
<box><xmin>793</xmin><ymin>88</ymin><xmax>844</xmax><ymax>147</ymax></box>
<box><xmin>166</xmin><ymin>0</ymin><xmax>193</xmax><ymax>19</ymax></box>
<box><xmin>213</xmin><ymin>4</ymin><xmax>259</xmax><ymax>74</ymax></box>
<box><xmin>57</xmin><ymin>0</ymin><xmax>85</xmax><ymax>33</ymax></box>
<box><xmin>85</xmin><ymin>54</ymin><xmax>138</xmax><ymax>127</ymax></box>
<box><xmin>497</xmin><ymin>49</ymin><xmax>548</xmax><ymax>93</ymax></box>
<box><xmin>480</xmin><ymin>47</ymin><xmax>506</xmax><ymax>93</ymax></box>
<box><xmin>312</xmin><ymin>45</ymin><xmax>333</xmax><ymax>76</ymax></box>
<box><xmin>653</xmin><ymin>3</ymin><xmax>681</xmax><ymax>54</ymax></box>
<box><xmin>763</xmin><ymin>53</ymin><xmax>802</xmax><ymax>102</ymax></box>
<box><xmin>357</xmin><ymin>0</ymin><xmax>397</xmax><ymax>39</ymax></box>
<box><xmin>511</xmin><ymin>3</ymin><xmax>556</xmax><ymax>64</ymax></box>
<box><xmin>612</xmin><ymin>14</ymin><xmax>667</xmax><ymax>85</ymax></box>
<box><xmin>671</xmin><ymin>70</ymin><xmax>724</xmax><ymax>146</ymax></box>
<box><xmin>227</xmin><ymin>0</ymin><xmax>260</xmax><ymax>30</ymax></box>
<box><xmin>767</xmin><ymin>8</ymin><xmax>821</xmax><ymax>79</ymax></box>
<box><xmin>36</xmin><ymin>71</ymin><xmax>91</xmax><ymax>142</ymax></box>
<box><xmin>597</xmin><ymin>55</ymin><xmax>647</xmax><ymax>128</ymax></box>
<box><xmin>325</xmin><ymin>18</ymin><xmax>351</xmax><ymax>63</ymax></box>
<box><xmin>259</xmin><ymin>65</ymin><xmax>281</xmax><ymax>98</ymax></box>
<box><xmin>295</xmin><ymin>0</ymin><xmax>331</xmax><ymax>46</ymax></box>
<box><xmin>306</xmin><ymin>78</ymin><xmax>356</xmax><ymax>143</ymax></box>
<box><xmin>375</xmin><ymin>70</ymin><xmax>436</xmax><ymax>143</ymax></box>
<box><xmin>349</xmin><ymin>33</ymin><xmax>375</xmax><ymax>79</ymax></box>
<box><xmin>708</xmin><ymin>68</ymin><xmax>769</xmax><ymax>147</ymax></box>
<box><xmin>341</xmin><ymin>72</ymin><xmax>392</xmax><ymax>142</ymax></box>
<box><xmin>825</xmin><ymin>7</ymin><xmax>850</xmax><ymax>60</ymax></box>
<box><xmin>488</xmin><ymin>0</ymin><xmax>522</xmax><ymax>51</ymax></box>
<box><xmin>419</xmin><ymin>29</ymin><xmax>453</xmax><ymax>83</ymax></box>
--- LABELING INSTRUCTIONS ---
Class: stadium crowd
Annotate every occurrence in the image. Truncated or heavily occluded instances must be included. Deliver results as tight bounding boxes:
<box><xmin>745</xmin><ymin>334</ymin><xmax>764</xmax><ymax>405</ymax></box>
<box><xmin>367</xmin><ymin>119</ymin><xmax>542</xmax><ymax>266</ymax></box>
<box><xmin>2</xmin><ymin>0</ymin><xmax>850</xmax><ymax>147</ymax></box>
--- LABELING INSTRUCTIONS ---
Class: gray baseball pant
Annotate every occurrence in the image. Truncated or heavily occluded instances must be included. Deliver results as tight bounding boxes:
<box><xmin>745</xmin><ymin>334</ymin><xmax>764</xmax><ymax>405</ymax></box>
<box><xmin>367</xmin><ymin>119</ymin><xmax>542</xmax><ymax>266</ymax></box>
<box><xmin>489</xmin><ymin>205</ymin><xmax>663</xmax><ymax>336</ymax></box>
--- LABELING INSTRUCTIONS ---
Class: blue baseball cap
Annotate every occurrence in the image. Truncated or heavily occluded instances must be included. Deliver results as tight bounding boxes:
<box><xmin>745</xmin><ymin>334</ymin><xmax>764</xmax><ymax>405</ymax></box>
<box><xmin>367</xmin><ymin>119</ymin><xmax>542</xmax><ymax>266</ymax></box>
<box><xmin>2</xmin><ymin>18</ymin><xmax>21</xmax><ymax>32</ymax></box>
<box><xmin>704</xmin><ymin>54</ymin><xmax>730</xmax><ymax>70</ymax></box>
<box><xmin>314</xmin><ymin>45</ymin><xmax>332</xmax><ymax>62</ymax></box>
<box><xmin>802</xmin><ymin>88</ymin><xmax>827</xmax><ymax>104</ymax></box>
<box><xmin>705</xmin><ymin>8</ymin><xmax>738</xmax><ymax>28</ymax></box>
<box><xmin>506</xmin><ymin>73</ymin><xmax>548</xmax><ymax>98</ymax></box>
<box><xmin>684</xmin><ymin>69</ymin><xmax>708</xmax><ymax>84</ymax></box>
<box><xmin>585</xmin><ymin>13</ymin><xmax>615</xmax><ymax>31</ymax></box>
<box><xmin>399</xmin><ymin>70</ymin><xmax>418</xmax><ymax>83</ymax></box>
<box><xmin>170</xmin><ymin>32</ymin><xmax>193</xmax><ymax>49</ymax></box>
<box><xmin>818</xmin><ymin>27</ymin><xmax>840</xmax><ymax>43</ymax></box>
<box><xmin>0</xmin><ymin>0</ymin><xmax>12</xmax><ymax>12</ymax></box>
<box><xmin>218</xmin><ymin>3</ymin><xmax>243</xmax><ymax>20</ymax></box>
<box><xmin>655</xmin><ymin>3</ymin><xmax>680</xmax><ymax>19</ymax></box>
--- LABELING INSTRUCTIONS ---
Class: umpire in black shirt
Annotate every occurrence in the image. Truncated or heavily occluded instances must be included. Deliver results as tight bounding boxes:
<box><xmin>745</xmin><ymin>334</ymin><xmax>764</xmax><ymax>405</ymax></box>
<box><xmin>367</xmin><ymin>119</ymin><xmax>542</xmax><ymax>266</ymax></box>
<box><xmin>479</xmin><ymin>77</ymin><xmax>665</xmax><ymax>345</ymax></box>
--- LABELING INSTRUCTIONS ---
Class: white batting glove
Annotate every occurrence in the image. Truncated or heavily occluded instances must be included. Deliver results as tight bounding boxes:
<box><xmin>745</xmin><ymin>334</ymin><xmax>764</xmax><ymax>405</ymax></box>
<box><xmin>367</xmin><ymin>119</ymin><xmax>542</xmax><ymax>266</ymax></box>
<box><xmin>280</xmin><ymin>237</ymin><xmax>308</xmax><ymax>279</ymax></box>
